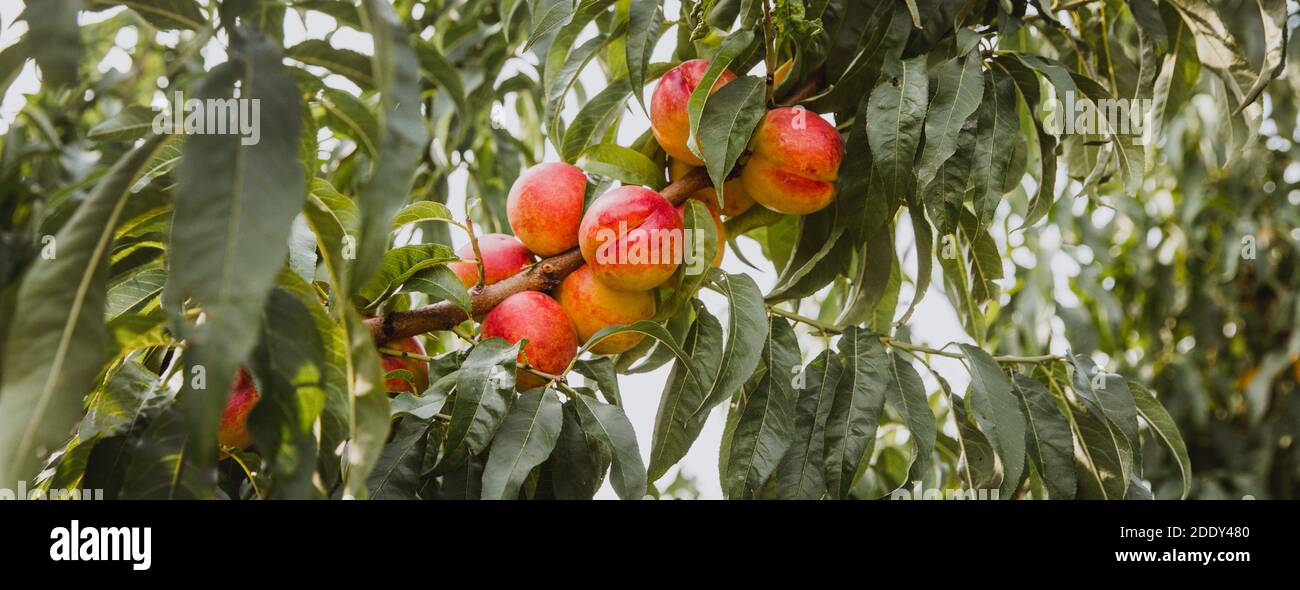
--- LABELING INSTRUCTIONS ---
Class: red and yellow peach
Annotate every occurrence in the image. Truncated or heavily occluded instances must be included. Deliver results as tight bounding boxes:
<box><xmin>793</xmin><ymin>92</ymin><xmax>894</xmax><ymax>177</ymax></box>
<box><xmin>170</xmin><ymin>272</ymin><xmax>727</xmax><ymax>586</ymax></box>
<box><xmin>480</xmin><ymin>291</ymin><xmax>579</xmax><ymax>390</ymax></box>
<box><xmin>448</xmin><ymin>233</ymin><xmax>534</xmax><ymax>288</ymax></box>
<box><xmin>506</xmin><ymin>162</ymin><xmax>587</xmax><ymax>256</ymax></box>
<box><xmin>740</xmin><ymin>107</ymin><xmax>844</xmax><ymax>215</ymax></box>
<box><xmin>556</xmin><ymin>265</ymin><xmax>656</xmax><ymax>355</ymax></box>
<box><xmin>578</xmin><ymin>185</ymin><xmax>684</xmax><ymax>292</ymax></box>
<box><xmin>651</xmin><ymin>59</ymin><xmax>737</xmax><ymax>166</ymax></box>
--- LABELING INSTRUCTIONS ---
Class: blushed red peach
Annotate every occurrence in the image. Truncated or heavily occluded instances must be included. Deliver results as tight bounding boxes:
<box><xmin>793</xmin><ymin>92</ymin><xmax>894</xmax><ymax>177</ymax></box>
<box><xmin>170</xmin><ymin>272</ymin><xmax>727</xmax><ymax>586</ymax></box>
<box><xmin>506</xmin><ymin>162</ymin><xmax>587</xmax><ymax>256</ymax></box>
<box><xmin>556</xmin><ymin>265</ymin><xmax>656</xmax><ymax>355</ymax></box>
<box><xmin>448</xmin><ymin>233</ymin><xmax>534</xmax><ymax>288</ymax></box>
<box><xmin>677</xmin><ymin>199</ymin><xmax>725</xmax><ymax>269</ymax></box>
<box><xmin>651</xmin><ymin>59</ymin><xmax>737</xmax><ymax>166</ymax></box>
<box><xmin>380</xmin><ymin>334</ymin><xmax>431</xmax><ymax>393</ymax></box>
<box><xmin>219</xmin><ymin>369</ymin><xmax>260</xmax><ymax>452</ymax></box>
<box><xmin>481</xmin><ymin>291</ymin><xmax>579</xmax><ymax>390</ymax></box>
<box><xmin>740</xmin><ymin>107</ymin><xmax>844</xmax><ymax>215</ymax></box>
<box><xmin>668</xmin><ymin>158</ymin><xmax>755</xmax><ymax>217</ymax></box>
<box><xmin>578</xmin><ymin>185</ymin><xmax>684</xmax><ymax>292</ymax></box>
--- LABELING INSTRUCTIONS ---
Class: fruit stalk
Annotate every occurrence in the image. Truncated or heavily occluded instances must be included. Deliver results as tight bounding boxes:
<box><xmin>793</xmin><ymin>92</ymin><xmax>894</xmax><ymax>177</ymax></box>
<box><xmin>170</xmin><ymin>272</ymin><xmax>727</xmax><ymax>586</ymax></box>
<box><xmin>366</xmin><ymin>168</ymin><xmax>712</xmax><ymax>344</ymax></box>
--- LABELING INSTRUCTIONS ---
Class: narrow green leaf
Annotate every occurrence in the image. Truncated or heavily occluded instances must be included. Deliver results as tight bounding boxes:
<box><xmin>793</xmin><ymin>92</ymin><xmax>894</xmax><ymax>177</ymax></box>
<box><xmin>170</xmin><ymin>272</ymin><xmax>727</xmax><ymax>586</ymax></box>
<box><xmin>573</xmin><ymin>392</ymin><xmax>646</xmax><ymax>500</ymax></box>
<box><xmin>699</xmin><ymin>76</ymin><xmax>766</xmax><ymax>205</ymax></box>
<box><xmin>366</xmin><ymin>417</ymin><xmax>431</xmax><ymax>499</ymax></box>
<box><xmin>823</xmin><ymin>326</ymin><xmax>890</xmax><ymax>499</ymax></box>
<box><xmin>481</xmin><ymin>389</ymin><xmax>563</xmax><ymax>499</ymax></box>
<box><xmin>885</xmin><ymin>351</ymin><xmax>935</xmax><ymax>489</ymax></box>
<box><xmin>577</xmin><ymin>143</ymin><xmax>665</xmax><ymax>188</ymax></box>
<box><xmin>915</xmin><ymin>54</ymin><xmax>985</xmax><ymax>191</ymax></box>
<box><xmin>686</xmin><ymin>29</ymin><xmax>755</xmax><ymax>160</ymax></box>
<box><xmin>445</xmin><ymin>338</ymin><xmax>520</xmax><ymax>457</ymax></box>
<box><xmin>1011</xmin><ymin>374</ymin><xmax>1076</xmax><ymax>499</ymax></box>
<box><xmin>1128</xmin><ymin>381</ymin><xmax>1191</xmax><ymax>500</ymax></box>
<box><xmin>723</xmin><ymin>316</ymin><xmax>799</xmax><ymax>499</ymax></box>
<box><xmin>959</xmin><ymin>344</ymin><xmax>1025</xmax><ymax>498</ymax></box>
<box><xmin>0</xmin><ymin>134</ymin><xmax>172</xmax><ymax>489</ymax></box>
<box><xmin>625</xmin><ymin>0</ymin><xmax>661</xmax><ymax>112</ymax></box>
<box><xmin>21</xmin><ymin>0</ymin><xmax>81</xmax><ymax>88</ymax></box>
<box><xmin>775</xmin><ymin>351</ymin><xmax>843</xmax><ymax>499</ymax></box>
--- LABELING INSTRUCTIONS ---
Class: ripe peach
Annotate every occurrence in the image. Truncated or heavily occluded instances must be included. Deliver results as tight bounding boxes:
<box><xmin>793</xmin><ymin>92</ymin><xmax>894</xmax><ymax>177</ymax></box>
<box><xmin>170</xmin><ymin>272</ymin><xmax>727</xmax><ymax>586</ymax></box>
<box><xmin>578</xmin><ymin>185</ymin><xmax>684</xmax><ymax>292</ymax></box>
<box><xmin>448</xmin><ymin>233</ymin><xmax>534</xmax><ymax>288</ymax></box>
<box><xmin>480</xmin><ymin>291</ymin><xmax>579</xmax><ymax>390</ymax></box>
<box><xmin>506</xmin><ymin>162</ymin><xmax>587</xmax><ymax>256</ymax></box>
<box><xmin>651</xmin><ymin>59</ymin><xmax>737</xmax><ymax>166</ymax></box>
<box><xmin>740</xmin><ymin>107</ymin><xmax>844</xmax><ymax>215</ymax></box>
<box><xmin>556</xmin><ymin>265</ymin><xmax>656</xmax><ymax>355</ymax></box>
<box><xmin>677</xmin><ymin>199</ymin><xmax>725</xmax><ymax>269</ymax></box>
<box><xmin>219</xmin><ymin>369</ymin><xmax>260</xmax><ymax>452</ymax></box>
<box><xmin>668</xmin><ymin>158</ymin><xmax>755</xmax><ymax>217</ymax></box>
<box><xmin>380</xmin><ymin>334</ymin><xmax>431</xmax><ymax>393</ymax></box>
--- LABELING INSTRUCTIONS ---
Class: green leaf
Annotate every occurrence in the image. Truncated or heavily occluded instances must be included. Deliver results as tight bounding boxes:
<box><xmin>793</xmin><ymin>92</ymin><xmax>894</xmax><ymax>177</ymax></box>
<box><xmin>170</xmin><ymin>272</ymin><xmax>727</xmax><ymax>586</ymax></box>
<box><xmin>823</xmin><ymin>326</ymin><xmax>890</xmax><ymax>499</ymax></box>
<box><xmin>366</xmin><ymin>417</ymin><xmax>431</xmax><ymax>499</ymax></box>
<box><xmin>648</xmin><ymin>304</ymin><xmax>723</xmax><ymax>481</ymax></box>
<box><xmin>1128</xmin><ymin>381</ymin><xmax>1191</xmax><ymax>500</ymax></box>
<box><xmin>550</xmin><ymin>402</ymin><xmax>606</xmax><ymax>499</ymax></box>
<box><xmin>481</xmin><ymin>389</ymin><xmax>563</xmax><ymax>499</ymax></box>
<box><xmin>576</xmin><ymin>143</ymin><xmax>665</xmax><ymax>189</ymax></box>
<box><xmin>572</xmin><ymin>357</ymin><xmax>621</xmax><ymax>407</ymax></box>
<box><xmin>626</xmin><ymin>0</ymin><xmax>662</xmax><ymax>113</ymax></box>
<box><xmin>686</xmin><ymin>29</ymin><xmax>755</xmax><ymax>159</ymax></box>
<box><xmin>960</xmin><ymin>344</ymin><xmax>1025</xmax><ymax>498</ymax></box>
<box><xmin>697</xmin><ymin>270</ymin><xmax>768</xmax><ymax>413</ymax></box>
<box><xmin>340</xmin><ymin>307</ymin><xmax>392</xmax><ymax>499</ymax></box>
<box><xmin>1068</xmin><ymin>354</ymin><xmax>1141</xmax><ymax>474</ymax></box>
<box><xmin>562</xmin><ymin>77</ymin><xmax>632</xmax><ymax>163</ymax></box>
<box><xmin>445</xmin><ymin>338</ymin><xmax>520</xmax><ymax>457</ymax></box>
<box><xmin>162</xmin><ymin>32</ymin><xmax>305</xmax><ymax>490</ymax></box>
<box><xmin>658</xmin><ymin>201</ymin><xmax>718</xmax><ymax>321</ymax></box>
<box><xmin>775</xmin><ymin>350</ymin><xmax>843</xmax><ymax>499</ymax></box>
<box><xmin>866</xmin><ymin>54</ymin><xmax>928</xmax><ymax>210</ymax></box>
<box><xmin>915</xmin><ymin>53</ymin><xmax>985</xmax><ymax>192</ymax></box>
<box><xmin>105</xmin><ymin>267</ymin><xmax>166</xmax><ymax>320</ymax></box>
<box><xmin>885</xmin><ymin>351</ymin><xmax>935</xmax><ymax>489</ymax></box>
<box><xmin>319</xmin><ymin>88</ymin><xmax>379</xmax><ymax>158</ymax></box>
<box><xmin>699</xmin><ymin>76</ymin><xmax>766</xmax><ymax>206</ymax></box>
<box><xmin>349</xmin><ymin>0</ymin><xmax>429</xmax><ymax>294</ymax></box>
<box><xmin>391</xmin><ymin>201</ymin><xmax>454</xmax><ymax>230</ymax></box>
<box><xmin>21</xmin><ymin>0</ymin><xmax>81</xmax><ymax>88</ymax></box>
<box><xmin>723</xmin><ymin>316</ymin><xmax>799</xmax><ymax>499</ymax></box>
<box><xmin>1011</xmin><ymin>374</ymin><xmax>1076</xmax><ymax>499</ymax></box>
<box><xmin>88</xmin><ymin>106</ymin><xmax>158</xmax><ymax>142</ymax></box>
<box><xmin>90</xmin><ymin>0</ymin><xmax>207</xmax><ymax>30</ymax></box>
<box><xmin>573</xmin><ymin>392</ymin><xmax>646</xmax><ymax>500</ymax></box>
<box><xmin>0</xmin><ymin>134</ymin><xmax>172</xmax><ymax>490</ymax></box>
<box><xmin>969</xmin><ymin>70</ymin><xmax>1019</xmax><ymax>233</ymax></box>
<box><xmin>415</xmin><ymin>40</ymin><xmax>467</xmax><ymax>116</ymax></box>
<box><xmin>303</xmin><ymin>179</ymin><xmax>357</xmax><ymax>293</ymax></box>
<box><xmin>287</xmin><ymin>39</ymin><xmax>376</xmax><ymax>90</ymax></box>
<box><xmin>246</xmin><ymin>288</ymin><xmax>328</xmax><ymax>499</ymax></box>
<box><xmin>356</xmin><ymin>244</ymin><xmax>457</xmax><ymax>306</ymax></box>
<box><xmin>404</xmin><ymin>265</ymin><xmax>471</xmax><ymax>316</ymax></box>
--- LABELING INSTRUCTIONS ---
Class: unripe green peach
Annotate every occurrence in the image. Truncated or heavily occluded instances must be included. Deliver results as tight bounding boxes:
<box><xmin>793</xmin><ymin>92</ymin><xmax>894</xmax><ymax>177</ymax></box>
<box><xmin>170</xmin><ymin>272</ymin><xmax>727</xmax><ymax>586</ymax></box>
<box><xmin>651</xmin><ymin>59</ymin><xmax>737</xmax><ymax>166</ymax></box>
<box><xmin>448</xmin><ymin>233</ymin><xmax>534</xmax><ymax>288</ymax></box>
<box><xmin>668</xmin><ymin>158</ymin><xmax>755</xmax><ymax>217</ymax></box>
<box><xmin>507</xmin><ymin>162</ymin><xmax>587</xmax><ymax>256</ymax></box>
<box><xmin>556</xmin><ymin>264</ymin><xmax>655</xmax><ymax>355</ymax></box>
<box><xmin>578</xmin><ymin>185</ymin><xmax>684</xmax><ymax>292</ymax></box>
<box><xmin>481</xmin><ymin>291</ymin><xmax>579</xmax><ymax>390</ymax></box>
<box><xmin>740</xmin><ymin>107</ymin><xmax>844</xmax><ymax>215</ymax></box>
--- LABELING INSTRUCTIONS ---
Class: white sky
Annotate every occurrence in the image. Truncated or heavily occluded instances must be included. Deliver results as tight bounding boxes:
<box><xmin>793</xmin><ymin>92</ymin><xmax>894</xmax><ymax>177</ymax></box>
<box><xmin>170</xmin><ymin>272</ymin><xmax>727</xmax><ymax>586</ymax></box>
<box><xmin>0</xmin><ymin>0</ymin><xmax>1053</xmax><ymax>499</ymax></box>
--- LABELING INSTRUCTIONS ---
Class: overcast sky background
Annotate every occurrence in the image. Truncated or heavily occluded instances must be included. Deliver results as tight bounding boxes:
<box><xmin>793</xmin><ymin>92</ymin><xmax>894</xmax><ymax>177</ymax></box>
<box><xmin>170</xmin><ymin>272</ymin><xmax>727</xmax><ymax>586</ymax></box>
<box><xmin>0</xmin><ymin>0</ymin><xmax>1086</xmax><ymax>499</ymax></box>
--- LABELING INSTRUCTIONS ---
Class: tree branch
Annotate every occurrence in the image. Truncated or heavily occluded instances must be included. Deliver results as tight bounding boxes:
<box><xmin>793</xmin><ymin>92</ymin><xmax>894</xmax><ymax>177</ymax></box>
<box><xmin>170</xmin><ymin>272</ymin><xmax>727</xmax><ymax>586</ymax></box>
<box><xmin>367</xmin><ymin>168</ymin><xmax>712</xmax><ymax>343</ymax></box>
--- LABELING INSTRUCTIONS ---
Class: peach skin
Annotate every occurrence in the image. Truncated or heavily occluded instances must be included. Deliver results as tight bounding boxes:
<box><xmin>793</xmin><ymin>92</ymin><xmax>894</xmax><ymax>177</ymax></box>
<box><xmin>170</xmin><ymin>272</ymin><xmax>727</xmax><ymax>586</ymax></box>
<box><xmin>578</xmin><ymin>185</ymin><xmax>684</xmax><ymax>292</ymax></box>
<box><xmin>740</xmin><ymin>107</ymin><xmax>844</xmax><ymax>215</ymax></box>
<box><xmin>668</xmin><ymin>157</ymin><xmax>755</xmax><ymax>217</ymax></box>
<box><xmin>556</xmin><ymin>264</ymin><xmax>656</xmax><ymax>355</ymax></box>
<box><xmin>480</xmin><ymin>291</ymin><xmax>579</xmax><ymax>391</ymax></box>
<box><xmin>448</xmin><ymin>233</ymin><xmax>534</xmax><ymax>288</ymax></box>
<box><xmin>507</xmin><ymin>162</ymin><xmax>587</xmax><ymax>256</ymax></box>
<box><xmin>651</xmin><ymin>59</ymin><xmax>738</xmax><ymax>166</ymax></box>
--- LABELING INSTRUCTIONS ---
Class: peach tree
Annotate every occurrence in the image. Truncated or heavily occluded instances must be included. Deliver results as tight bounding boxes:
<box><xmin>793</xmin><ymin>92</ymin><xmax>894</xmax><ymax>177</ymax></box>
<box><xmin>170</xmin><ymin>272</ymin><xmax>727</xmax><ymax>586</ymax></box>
<box><xmin>0</xmin><ymin>0</ymin><xmax>1292</xmax><ymax>499</ymax></box>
